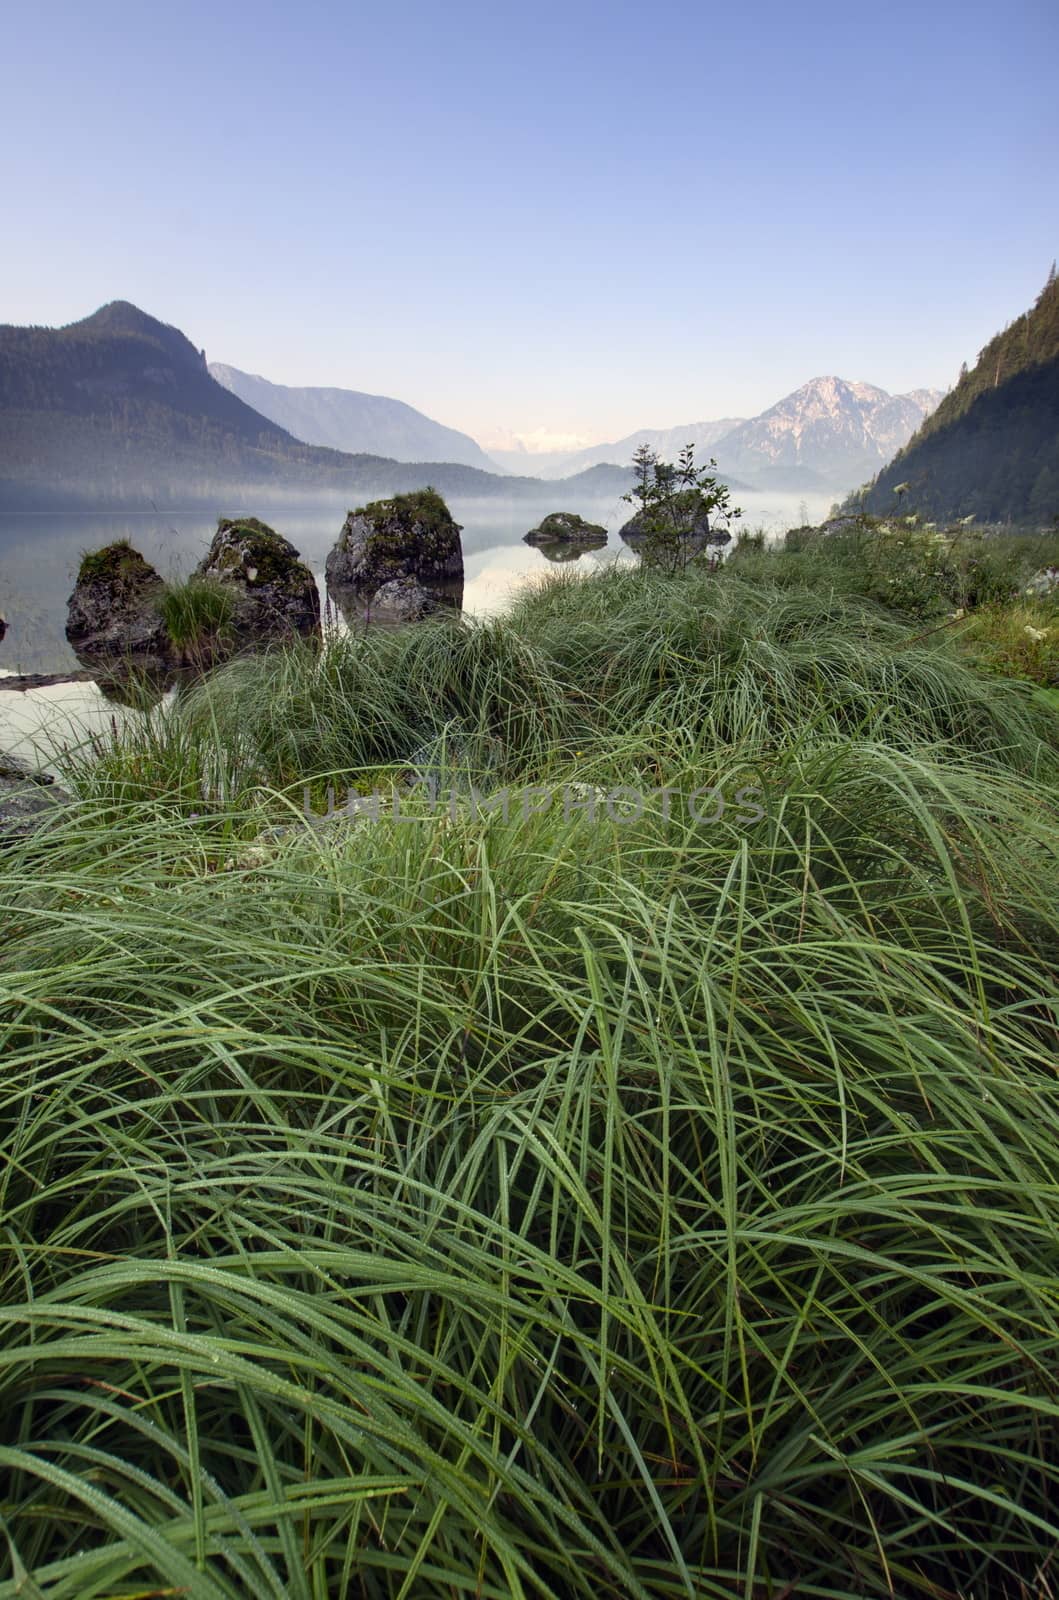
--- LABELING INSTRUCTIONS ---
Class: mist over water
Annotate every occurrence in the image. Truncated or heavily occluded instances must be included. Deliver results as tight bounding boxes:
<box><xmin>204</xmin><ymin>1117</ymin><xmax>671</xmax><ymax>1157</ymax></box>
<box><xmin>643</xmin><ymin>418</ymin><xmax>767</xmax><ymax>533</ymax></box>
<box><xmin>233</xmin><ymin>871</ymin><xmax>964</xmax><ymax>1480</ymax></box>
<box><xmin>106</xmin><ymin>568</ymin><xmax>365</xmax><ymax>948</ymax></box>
<box><xmin>0</xmin><ymin>487</ymin><xmax>834</xmax><ymax>676</ymax></box>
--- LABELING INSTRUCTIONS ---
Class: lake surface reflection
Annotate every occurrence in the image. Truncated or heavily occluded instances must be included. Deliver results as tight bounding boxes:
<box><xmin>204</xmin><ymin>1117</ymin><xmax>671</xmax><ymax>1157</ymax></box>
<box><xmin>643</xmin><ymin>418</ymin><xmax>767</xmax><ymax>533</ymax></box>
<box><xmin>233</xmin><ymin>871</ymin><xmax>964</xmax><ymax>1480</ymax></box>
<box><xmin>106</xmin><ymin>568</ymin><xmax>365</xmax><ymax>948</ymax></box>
<box><xmin>0</xmin><ymin>674</ymin><xmax>152</xmax><ymax>775</ymax></box>
<box><xmin>0</xmin><ymin>484</ymin><xmax>836</xmax><ymax>770</ymax></box>
<box><xmin>0</xmin><ymin>492</ymin><xmax>634</xmax><ymax>677</ymax></box>
<box><xmin>0</xmin><ymin>485</ymin><xmax>833</xmax><ymax>677</ymax></box>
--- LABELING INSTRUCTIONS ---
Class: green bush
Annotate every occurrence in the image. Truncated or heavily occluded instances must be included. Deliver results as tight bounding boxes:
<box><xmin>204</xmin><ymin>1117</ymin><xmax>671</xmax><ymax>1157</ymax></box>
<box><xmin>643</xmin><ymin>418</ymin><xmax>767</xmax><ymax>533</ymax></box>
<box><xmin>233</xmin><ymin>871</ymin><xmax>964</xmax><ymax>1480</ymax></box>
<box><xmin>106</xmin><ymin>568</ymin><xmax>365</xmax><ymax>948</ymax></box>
<box><xmin>955</xmin><ymin>595</ymin><xmax>1059</xmax><ymax>685</ymax></box>
<box><xmin>730</xmin><ymin>518</ymin><xmax>1059</xmax><ymax>621</ymax></box>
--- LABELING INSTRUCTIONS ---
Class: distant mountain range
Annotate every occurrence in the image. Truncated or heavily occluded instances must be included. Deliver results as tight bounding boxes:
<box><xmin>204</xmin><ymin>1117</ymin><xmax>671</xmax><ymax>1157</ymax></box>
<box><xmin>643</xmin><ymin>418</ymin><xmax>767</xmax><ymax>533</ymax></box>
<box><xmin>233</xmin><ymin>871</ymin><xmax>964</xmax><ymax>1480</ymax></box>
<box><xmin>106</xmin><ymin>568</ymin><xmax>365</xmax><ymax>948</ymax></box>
<box><xmin>519</xmin><ymin>382</ymin><xmax>943</xmax><ymax>491</ymax></box>
<box><xmin>529</xmin><ymin>419</ymin><xmax>746</xmax><ymax>481</ymax></box>
<box><xmin>209</xmin><ymin>364</ymin><xmax>498</xmax><ymax>473</ymax></box>
<box><xmin>0</xmin><ymin>299</ymin><xmax>946</xmax><ymax>515</ymax></box>
<box><xmin>860</xmin><ymin>271</ymin><xmax>1059</xmax><ymax>525</ymax></box>
<box><xmin>0</xmin><ymin>303</ymin><xmax>630</xmax><ymax>510</ymax></box>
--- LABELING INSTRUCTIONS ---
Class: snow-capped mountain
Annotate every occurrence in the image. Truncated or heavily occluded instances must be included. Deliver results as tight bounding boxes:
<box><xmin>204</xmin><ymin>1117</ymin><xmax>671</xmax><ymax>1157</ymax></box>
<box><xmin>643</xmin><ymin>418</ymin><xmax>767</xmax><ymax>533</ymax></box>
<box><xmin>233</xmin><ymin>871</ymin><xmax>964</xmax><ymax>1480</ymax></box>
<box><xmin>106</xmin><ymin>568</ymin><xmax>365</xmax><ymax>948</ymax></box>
<box><xmin>491</xmin><ymin>381</ymin><xmax>944</xmax><ymax>491</ymax></box>
<box><xmin>712</xmin><ymin>378</ymin><xmax>944</xmax><ymax>490</ymax></box>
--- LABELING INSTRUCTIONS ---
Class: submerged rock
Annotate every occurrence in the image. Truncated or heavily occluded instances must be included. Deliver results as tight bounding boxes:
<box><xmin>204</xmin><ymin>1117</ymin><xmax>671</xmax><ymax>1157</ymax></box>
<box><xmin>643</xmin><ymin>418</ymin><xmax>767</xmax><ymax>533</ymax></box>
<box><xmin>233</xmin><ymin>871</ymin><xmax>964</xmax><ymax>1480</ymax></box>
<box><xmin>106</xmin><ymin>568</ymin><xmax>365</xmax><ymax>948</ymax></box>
<box><xmin>65</xmin><ymin>541</ymin><xmax>171</xmax><ymax>663</ymax></box>
<box><xmin>524</xmin><ymin>511</ymin><xmax>607</xmax><ymax>548</ymax></box>
<box><xmin>195</xmin><ymin>517</ymin><xmax>320</xmax><ymax>644</ymax></box>
<box><xmin>0</xmin><ymin>753</ymin><xmax>74</xmax><ymax>843</ymax></box>
<box><xmin>325</xmin><ymin>490</ymin><xmax>464</xmax><ymax>602</ymax></box>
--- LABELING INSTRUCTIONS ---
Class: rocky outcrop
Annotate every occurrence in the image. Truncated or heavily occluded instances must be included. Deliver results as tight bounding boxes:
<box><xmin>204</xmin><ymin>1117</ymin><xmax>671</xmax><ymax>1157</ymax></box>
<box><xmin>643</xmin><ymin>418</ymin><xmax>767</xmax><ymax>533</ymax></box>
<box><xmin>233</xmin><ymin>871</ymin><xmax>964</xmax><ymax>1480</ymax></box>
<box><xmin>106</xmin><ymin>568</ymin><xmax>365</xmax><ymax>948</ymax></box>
<box><xmin>325</xmin><ymin>490</ymin><xmax>464</xmax><ymax>598</ymax></box>
<box><xmin>0</xmin><ymin>753</ymin><xmax>74</xmax><ymax>843</ymax></box>
<box><xmin>524</xmin><ymin>511</ymin><xmax>607</xmax><ymax>548</ymax></box>
<box><xmin>65</xmin><ymin>541</ymin><xmax>171</xmax><ymax>662</ymax></box>
<box><xmin>66</xmin><ymin>524</ymin><xmax>321</xmax><ymax>690</ymax></box>
<box><xmin>195</xmin><ymin>517</ymin><xmax>320</xmax><ymax>643</ymax></box>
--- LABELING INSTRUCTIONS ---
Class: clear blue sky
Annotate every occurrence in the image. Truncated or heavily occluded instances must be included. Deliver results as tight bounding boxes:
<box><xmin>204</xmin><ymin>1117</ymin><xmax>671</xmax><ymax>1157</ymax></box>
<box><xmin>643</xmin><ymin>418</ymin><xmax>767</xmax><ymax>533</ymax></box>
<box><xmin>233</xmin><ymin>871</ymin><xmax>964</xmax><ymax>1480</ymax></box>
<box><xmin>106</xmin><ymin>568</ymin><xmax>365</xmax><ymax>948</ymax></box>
<box><xmin>2</xmin><ymin>0</ymin><xmax>1056</xmax><ymax>445</ymax></box>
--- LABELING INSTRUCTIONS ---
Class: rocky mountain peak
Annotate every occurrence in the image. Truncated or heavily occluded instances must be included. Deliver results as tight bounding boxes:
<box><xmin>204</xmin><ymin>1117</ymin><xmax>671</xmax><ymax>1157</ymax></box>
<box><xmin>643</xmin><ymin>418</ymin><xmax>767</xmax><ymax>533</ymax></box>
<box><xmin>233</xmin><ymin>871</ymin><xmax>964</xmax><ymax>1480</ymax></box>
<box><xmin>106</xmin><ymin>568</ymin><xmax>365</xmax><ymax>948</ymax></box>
<box><xmin>712</xmin><ymin>378</ymin><xmax>944</xmax><ymax>487</ymax></box>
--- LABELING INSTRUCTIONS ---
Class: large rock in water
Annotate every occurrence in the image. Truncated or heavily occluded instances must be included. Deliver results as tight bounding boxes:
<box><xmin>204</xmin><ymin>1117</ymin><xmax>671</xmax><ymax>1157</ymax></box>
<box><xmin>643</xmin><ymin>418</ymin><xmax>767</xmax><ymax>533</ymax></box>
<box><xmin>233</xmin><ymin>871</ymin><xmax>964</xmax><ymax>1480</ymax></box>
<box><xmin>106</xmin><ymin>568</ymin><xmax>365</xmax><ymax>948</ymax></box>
<box><xmin>66</xmin><ymin>541</ymin><xmax>171</xmax><ymax>662</ymax></box>
<box><xmin>195</xmin><ymin>518</ymin><xmax>320</xmax><ymax>643</ymax></box>
<box><xmin>325</xmin><ymin>490</ymin><xmax>464</xmax><ymax>599</ymax></box>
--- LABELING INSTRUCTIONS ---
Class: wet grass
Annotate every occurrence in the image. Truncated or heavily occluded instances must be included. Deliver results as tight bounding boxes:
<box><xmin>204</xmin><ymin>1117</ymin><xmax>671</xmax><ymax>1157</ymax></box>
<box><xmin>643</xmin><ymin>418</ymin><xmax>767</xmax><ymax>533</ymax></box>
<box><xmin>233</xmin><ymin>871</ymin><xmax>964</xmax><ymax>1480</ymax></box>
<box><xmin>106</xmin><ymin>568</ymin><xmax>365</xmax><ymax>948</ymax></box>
<box><xmin>2</xmin><ymin>561</ymin><xmax>1059</xmax><ymax>1596</ymax></box>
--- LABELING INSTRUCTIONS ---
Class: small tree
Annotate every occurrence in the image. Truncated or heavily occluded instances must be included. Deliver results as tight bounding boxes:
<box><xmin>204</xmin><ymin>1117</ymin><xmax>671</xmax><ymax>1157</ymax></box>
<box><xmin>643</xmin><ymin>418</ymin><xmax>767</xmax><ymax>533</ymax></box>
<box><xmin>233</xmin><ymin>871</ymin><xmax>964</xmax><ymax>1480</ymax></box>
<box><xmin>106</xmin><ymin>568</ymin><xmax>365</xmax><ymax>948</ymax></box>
<box><xmin>623</xmin><ymin>443</ymin><xmax>741</xmax><ymax>572</ymax></box>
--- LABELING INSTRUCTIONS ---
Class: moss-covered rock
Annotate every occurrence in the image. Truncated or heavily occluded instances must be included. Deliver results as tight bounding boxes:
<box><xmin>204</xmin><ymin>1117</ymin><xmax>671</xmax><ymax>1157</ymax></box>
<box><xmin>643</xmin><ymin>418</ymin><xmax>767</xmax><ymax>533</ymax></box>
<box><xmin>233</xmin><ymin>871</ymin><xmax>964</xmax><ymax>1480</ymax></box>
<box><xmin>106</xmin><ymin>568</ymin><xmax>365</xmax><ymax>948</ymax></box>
<box><xmin>195</xmin><ymin>518</ymin><xmax>320</xmax><ymax>644</ymax></box>
<box><xmin>66</xmin><ymin>540</ymin><xmax>171</xmax><ymax>662</ymax></box>
<box><xmin>524</xmin><ymin>511</ymin><xmax>607</xmax><ymax>547</ymax></box>
<box><xmin>325</xmin><ymin>490</ymin><xmax>464</xmax><ymax>598</ymax></box>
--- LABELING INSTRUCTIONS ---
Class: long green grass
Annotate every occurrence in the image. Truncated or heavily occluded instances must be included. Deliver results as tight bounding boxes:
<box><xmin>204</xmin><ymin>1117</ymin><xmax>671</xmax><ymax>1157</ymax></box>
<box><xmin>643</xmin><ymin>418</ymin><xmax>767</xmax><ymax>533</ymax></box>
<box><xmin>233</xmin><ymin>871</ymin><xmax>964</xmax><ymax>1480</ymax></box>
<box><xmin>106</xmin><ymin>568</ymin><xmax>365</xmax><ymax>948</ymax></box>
<box><xmin>63</xmin><ymin>568</ymin><xmax>1059</xmax><ymax>817</ymax></box>
<box><xmin>156</xmin><ymin>574</ymin><xmax>237</xmax><ymax>658</ymax></box>
<box><xmin>2</xmin><ymin>563</ymin><xmax>1059</xmax><ymax>1596</ymax></box>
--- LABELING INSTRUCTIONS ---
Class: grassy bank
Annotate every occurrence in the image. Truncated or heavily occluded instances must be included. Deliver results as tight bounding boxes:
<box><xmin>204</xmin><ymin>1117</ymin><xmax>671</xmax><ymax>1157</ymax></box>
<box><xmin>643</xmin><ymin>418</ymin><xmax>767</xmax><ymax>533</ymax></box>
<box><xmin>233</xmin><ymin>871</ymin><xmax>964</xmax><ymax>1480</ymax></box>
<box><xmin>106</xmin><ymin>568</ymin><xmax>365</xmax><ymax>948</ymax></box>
<box><xmin>2</xmin><ymin>560</ymin><xmax>1059</xmax><ymax>1597</ymax></box>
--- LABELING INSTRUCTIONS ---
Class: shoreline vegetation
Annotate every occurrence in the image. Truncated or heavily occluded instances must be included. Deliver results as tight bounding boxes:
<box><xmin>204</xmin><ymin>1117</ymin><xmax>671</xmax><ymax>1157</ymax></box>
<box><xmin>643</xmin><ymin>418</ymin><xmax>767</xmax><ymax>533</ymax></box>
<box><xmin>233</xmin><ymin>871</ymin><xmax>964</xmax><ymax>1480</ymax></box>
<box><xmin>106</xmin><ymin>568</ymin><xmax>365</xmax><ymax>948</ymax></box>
<box><xmin>2</xmin><ymin>510</ymin><xmax>1059</xmax><ymax>1596</ymax></box>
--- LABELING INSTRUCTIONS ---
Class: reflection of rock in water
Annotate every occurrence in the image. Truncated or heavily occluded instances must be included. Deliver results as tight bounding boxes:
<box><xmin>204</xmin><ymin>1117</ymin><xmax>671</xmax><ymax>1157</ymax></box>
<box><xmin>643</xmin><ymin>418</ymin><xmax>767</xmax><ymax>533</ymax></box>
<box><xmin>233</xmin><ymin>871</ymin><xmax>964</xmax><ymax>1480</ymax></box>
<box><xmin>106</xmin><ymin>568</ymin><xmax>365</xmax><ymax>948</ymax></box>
<box><xmin>532</xmin><ymin>536</ymin><xmax>607</xmax><ymax>564</ymax></box>
<box><xmin>328</xmin><ymin>576</ymin><xmax>464</xmax><ymax>628</ymax></box>
<box><xmin>623</xmin><ymin>518</ymin><xmax>729</xmax><ymax>569</ymax></box>
<box><xmin>78</xmin><ymin>657</ymin><xmax>175</xmax><ymax>711</ymax></box>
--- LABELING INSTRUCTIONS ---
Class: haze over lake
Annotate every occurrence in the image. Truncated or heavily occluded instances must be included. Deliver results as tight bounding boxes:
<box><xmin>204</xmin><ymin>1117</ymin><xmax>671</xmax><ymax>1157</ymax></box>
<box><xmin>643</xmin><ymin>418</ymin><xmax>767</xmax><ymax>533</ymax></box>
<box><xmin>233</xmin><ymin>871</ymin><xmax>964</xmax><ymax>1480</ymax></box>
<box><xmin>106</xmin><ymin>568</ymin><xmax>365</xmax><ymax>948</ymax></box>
<box><xmin>0</xmin><ymin>487</ymin><xmax>835</xmax><ymax>676</ymax></box>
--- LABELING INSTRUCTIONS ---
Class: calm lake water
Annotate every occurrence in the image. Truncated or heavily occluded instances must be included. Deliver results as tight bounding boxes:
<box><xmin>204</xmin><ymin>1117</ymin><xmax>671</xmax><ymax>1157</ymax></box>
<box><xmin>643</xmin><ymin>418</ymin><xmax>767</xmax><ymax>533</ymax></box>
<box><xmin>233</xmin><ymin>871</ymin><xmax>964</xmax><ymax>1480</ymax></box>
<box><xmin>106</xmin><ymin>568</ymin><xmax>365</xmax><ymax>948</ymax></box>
<box><xmin>0</xmin><ymin>493</ymin><xmax>629</xmax><ymax>677</ymax></box>
<box><xmin>0</xmin><ymin>486</ymin><xmax>834</xmax><ymax>764</ymax></box>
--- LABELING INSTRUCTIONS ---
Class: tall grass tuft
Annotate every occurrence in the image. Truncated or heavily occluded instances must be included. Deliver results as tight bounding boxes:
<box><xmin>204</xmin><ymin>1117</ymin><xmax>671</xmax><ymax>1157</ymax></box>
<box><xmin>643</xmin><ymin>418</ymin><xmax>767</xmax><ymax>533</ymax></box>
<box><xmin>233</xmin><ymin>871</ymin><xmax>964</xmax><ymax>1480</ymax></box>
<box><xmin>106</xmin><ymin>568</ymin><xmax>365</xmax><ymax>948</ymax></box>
<box><xmin>2</xmin><ymin>561</ymin><xmax>1059</xmax><ymax>1595</ymax></box>
<box><xmin>157</xmin><ymin>574</ymin><xmax>236</xmax><ymax>657</ymax></box>
<box><xmin>65</xmin><ymin>568</ymin><xmax>1058</xmax><ymax>816</ymax></box>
